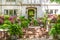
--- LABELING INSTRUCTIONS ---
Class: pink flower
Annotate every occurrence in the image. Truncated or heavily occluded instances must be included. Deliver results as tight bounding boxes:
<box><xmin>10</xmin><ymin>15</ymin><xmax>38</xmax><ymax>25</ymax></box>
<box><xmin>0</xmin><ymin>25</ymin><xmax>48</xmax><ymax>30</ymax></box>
<box><xmin>13</xmin><ymin>16</ymin><xmax>17</xmax><ymax>19</ymax></box>
<box><xmin>9</xmin><ymin>16</ymin><xmax>17</xmax><ymax>20</ymax></box>
<box><xmin>9</xmin><ymin>16</ymin><xmax>13</xmax><ymax>20</ymax></box>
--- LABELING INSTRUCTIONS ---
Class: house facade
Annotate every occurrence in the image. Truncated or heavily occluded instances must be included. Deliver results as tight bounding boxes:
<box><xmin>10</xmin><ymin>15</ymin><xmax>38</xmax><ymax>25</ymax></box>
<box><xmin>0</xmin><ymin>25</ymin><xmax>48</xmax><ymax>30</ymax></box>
<box><xmin>0</xmin><ymin>0</ymin><xmax>60</xmax><ymax>19</ymax></box>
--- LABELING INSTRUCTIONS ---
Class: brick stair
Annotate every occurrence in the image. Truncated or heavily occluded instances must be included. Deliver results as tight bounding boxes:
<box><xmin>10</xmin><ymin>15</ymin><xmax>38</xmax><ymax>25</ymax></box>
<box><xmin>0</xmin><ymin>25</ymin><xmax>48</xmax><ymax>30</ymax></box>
<box><xmin>0</xmin><ymin>27</ymin><xmax>49</xmax><ymax>40</ymax></box>
<box><xmin>23</xmin><ymin>27</ymin><xmax>48</xmax><ymax>38</ymax></box>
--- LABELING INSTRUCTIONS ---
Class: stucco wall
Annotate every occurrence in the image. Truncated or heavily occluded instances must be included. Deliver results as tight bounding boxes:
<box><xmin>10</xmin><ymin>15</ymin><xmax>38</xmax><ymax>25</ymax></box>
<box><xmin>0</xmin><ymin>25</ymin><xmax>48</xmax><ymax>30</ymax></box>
<box><xmin>48</xmin><ymin>6</ymin><xmax>60</xmax><ymax>14</ymax></box>
<box><xmin>1</xmin><ymin>6</ymin><xmax>45</xmax><ymax>18</ymax></box>
<box><xmin>1</xmin><ymin>0</ymin><xmax>60</xmax><ymax>18</ymax></box>
<box><xmin>2</xmin><ymin>0</ymin><xmax>16</xmax><ymax>5</ymax></box>
<box><xmin>20</xmin><ymin>6</ymin><xmax>45</xmax><ymax>18</ymax></box>
<box><xmin>1</xmin><ymin>0</ymin><xmax>50</xmax><ymax>4</ymax></box>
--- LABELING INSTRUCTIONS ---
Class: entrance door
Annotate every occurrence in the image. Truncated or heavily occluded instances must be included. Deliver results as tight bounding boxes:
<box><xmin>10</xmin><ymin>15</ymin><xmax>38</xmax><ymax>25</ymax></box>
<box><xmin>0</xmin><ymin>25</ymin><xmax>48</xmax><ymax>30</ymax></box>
<box><xmin>28</xmin><ymin>9</ymin><xmax>34</xmax><ymax>21</ymax></box>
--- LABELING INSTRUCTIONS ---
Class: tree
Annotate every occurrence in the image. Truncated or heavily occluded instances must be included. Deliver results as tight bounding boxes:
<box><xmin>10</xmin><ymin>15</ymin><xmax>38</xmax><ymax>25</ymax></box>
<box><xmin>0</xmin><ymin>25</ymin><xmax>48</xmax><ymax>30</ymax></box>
<box><xmin>50</xmin><ymin>0</ymin><xmax>60</xmax><ymax>3</ymax></box>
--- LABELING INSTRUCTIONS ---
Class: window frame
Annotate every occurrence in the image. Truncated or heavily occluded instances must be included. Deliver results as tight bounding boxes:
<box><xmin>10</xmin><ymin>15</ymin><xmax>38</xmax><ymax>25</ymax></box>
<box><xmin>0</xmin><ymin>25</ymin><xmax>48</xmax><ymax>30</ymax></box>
<box><xmin>4</xmin><ymin>9</ymin><xmax>17</xmax><ymax>16</ymax></box>
<box><xmin>46</xmin><ymin>9</ymin><xmax>58</xmax><ymax>14</ymax></box>
<box><xmin>50</xmin><ymin>10</ymin><xmax>53</xmax><ymax>14</ymax></box>
<box><xmin>6</xmin><ymin>0</ymin><xmax>16</xmax><ymax>2</ymax></box>
<box><xmin>55</xmin><ymin>9</ymin><xmax>58</xmax><ymax>14</ymax></box>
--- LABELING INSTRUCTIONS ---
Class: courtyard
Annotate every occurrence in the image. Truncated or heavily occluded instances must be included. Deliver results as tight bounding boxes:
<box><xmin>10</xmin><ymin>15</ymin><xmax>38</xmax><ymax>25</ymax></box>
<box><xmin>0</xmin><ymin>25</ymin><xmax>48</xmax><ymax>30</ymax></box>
<box><xmin>0</xmin><ymin>0</ymin><xmax>60</xmax><ymax>40</ymax></box>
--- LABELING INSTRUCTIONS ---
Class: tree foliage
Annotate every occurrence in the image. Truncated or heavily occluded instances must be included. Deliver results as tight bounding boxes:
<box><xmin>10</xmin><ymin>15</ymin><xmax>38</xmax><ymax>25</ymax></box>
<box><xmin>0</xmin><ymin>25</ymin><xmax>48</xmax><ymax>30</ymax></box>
<box><xmin>50</xmin><ymin>0</ymin><xmax>60</xmax><ymax>3</ymax></box>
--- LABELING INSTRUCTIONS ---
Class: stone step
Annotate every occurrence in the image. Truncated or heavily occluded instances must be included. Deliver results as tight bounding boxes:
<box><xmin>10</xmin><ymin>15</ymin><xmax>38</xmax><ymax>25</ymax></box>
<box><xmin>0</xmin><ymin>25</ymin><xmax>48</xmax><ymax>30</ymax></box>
<box><xmin>23</xmin><ymin>27</ymin><xmax>48</xmax><ymax>38</ymax></box>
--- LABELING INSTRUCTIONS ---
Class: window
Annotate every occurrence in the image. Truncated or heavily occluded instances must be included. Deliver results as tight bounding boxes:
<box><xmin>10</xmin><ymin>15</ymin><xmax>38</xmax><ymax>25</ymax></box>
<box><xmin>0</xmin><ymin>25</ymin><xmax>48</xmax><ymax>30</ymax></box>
<box><xmin>46</xmin><ymin>9</ymin><xmax>58</xmax><ymax>14</ymax></box>
<box><xmin>55</xmin><ymin>10</ymin><xmax>58</xmax><ymax>14</ymax></box>
<box><xmin>10</xmin><ymin>10</ymin><xmax>14</xmax><ymax>16</ymax></box>
<box><xmin>50</xmin><ymin>10</ymin><xmax>53</xmax><ymax>14</ymax></box>
<box><xmin>14</xmin><ymin>10</ymin><xmax>17</xmax><ymax>15</ymax></box>
<box><xmin>4</xmin><ymin>9</ymin><xmax>17</xmax><ymax>16</ymax></box>
<box><xmin>6</xmin><ymin>0</ymin><xmax>16</xmax><ymax>2</ymax></box>
<box><xmin>46</xmin><ymin>10</ymin><xmax>49</xmax><ymax>14</ymax></box>
<box><xmin>4</xmin><ymin>10</ymin><xmax>8</xmax><ymax>15</ymax></box>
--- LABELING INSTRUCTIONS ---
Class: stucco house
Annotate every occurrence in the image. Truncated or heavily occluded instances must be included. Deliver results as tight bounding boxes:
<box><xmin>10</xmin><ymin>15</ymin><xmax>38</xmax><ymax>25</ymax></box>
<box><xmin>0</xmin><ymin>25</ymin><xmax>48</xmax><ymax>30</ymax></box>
<box><xmin>0</xmin><ymin>0</ymin><xmax>60</xmax><ymax>20</ymax></box>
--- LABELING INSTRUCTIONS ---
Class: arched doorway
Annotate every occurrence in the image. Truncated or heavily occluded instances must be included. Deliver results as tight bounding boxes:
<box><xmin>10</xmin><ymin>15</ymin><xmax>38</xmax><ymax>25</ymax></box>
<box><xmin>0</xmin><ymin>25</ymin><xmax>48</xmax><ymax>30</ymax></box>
<box><xmin>26</xmin><ymin>7</ymin><xmax>37</xmax><ymax>21</ymax></box>
<box><xmin>28</xmin><ymin>9</ymin><xmax>34</xmax><ymax>21</ymax></box>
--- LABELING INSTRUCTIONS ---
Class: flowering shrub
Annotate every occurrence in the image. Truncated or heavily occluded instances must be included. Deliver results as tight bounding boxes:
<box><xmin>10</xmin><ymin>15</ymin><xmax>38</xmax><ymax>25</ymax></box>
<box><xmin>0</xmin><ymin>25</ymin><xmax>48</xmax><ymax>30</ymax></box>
<box><xmin>4</xmin><ymin>15</ymin><xmax>9</xmax><ymax>20</ymax></box>
<box><xmin>0</xmin><ymin>15</ymin><xmax>23</xmax><ymax>38</ymax></box>
<box><xmin>9</xmin><ymin>16</ymin><xmax>17</xmax><ymax>23</ymax></box>
<box><xmin>4</xmin><ymin>20</ymin><xmax>11</xmax><ymax>25</ymax></box>
<box><xmin>0</xmin><ymin>15</ymin><xmax>30</xmax><ymax>29</ymax></box>
<box><xmin>9</xmin><ymin>16</ymin><xmax>16</xmax><ymax>20</ymax></box>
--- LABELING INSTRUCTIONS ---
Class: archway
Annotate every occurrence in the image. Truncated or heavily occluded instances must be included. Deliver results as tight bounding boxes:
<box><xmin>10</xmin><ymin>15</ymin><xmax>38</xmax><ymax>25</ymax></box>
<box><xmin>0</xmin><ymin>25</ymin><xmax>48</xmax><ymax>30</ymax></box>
<box><xmin>28</xmin><ymin>9</ymin><xmax>35</xmax><ymax>21</ymax></box>
<box><xmin>26</xmin><ymin>7</ymin><xmax>37</xmax><ymax>21</ymax></box>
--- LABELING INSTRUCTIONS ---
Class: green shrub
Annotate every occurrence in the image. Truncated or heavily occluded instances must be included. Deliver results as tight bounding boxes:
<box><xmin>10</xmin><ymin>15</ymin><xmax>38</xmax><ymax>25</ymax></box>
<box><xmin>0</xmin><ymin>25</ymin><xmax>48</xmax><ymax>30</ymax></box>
<box><xmin>1</xmin><ymin>24</ymin><xmax>10</xmax><ymax>29</ymax></box>
<box><xmin>19</xmin><ymin>16</ymin><xmax>25</xmax><ymax>21</ymax></box>
<box><xmin>21</xmin><ymin>20</ymin><xmax>29</xmax><ymax>28</ymax></box>
<box><xmin>57</xmin><ymin>19</ymin><xmax>60</xmax><ymax>23</ymax></box>
<box><xmin>56</xmin><ymin>23</ymin><xmax>60</xmax><ymax>34</ymax></box>
<box><xmin>33</xmin><ymin>20</ymin><xmax>38</xmax><ymax>26</ymax></box>
<box><xmin>49</xmin><ymin>23</ymin><xmax>60</xmax><ymax>36</ymax></box>
<box><xmin>42</xmin><ymin>17</ymin><xmax>47</xmax><ymax>24</ymax></box>
<box><xmin>19</xmin><ymin>16</ymin><xmax>30</xmax><ymax>28</ymax></box>
<box><xmin>4</xmin><ymin>15</ymin><xmax>9</xmax><ymax>20</ymax></box>
<box><xmin>49</xmin><ymin>27</ymin><xmax>56</xmax><ymax>36</ymax></box>
<box><xmin>4</xmin><ymin>20</ymin><xmax>11</xmax><ymax>25</ymax></box>
<box><xmin>8</xmin><ymin>24</ymin><xmax>23</xmax><ymax>36</ymax></box>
